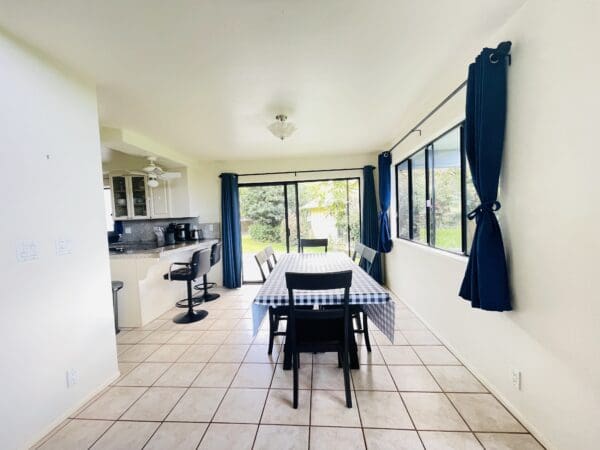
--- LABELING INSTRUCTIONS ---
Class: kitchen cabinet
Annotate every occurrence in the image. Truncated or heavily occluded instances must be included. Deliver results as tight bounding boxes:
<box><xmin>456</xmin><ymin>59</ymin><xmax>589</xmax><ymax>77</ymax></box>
<box><xmin>149</xmin><ymin>181</ymin><xmax>170</xmax><ymax>218</ymax></box>
<box><xmin>110</xmin><ymin>175</ymin><xmax>150</xmax><ymax>219</ymax></box>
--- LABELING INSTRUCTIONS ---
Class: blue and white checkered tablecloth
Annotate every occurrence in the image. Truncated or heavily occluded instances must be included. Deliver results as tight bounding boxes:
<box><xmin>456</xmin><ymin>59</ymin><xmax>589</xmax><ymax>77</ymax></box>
<box><xmin>252</xmin><ymin>252</ymin><xmax>395</xmax><ymax>343</ymax></box>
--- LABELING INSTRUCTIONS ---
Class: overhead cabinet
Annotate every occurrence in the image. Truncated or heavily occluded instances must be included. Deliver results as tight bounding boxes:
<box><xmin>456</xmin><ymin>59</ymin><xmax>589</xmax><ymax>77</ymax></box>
<box><xmin>110</xmin><ymin>174</ymin><xmax>171</xmax><ymax>220</ymax></box>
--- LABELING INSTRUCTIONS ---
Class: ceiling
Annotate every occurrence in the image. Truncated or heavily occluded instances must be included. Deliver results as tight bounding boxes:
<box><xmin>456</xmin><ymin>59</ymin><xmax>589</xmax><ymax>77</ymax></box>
<box><xmin>0</xmin><ymin>1</ymin><xmax>525</xmax><ymax>161</ymax></box>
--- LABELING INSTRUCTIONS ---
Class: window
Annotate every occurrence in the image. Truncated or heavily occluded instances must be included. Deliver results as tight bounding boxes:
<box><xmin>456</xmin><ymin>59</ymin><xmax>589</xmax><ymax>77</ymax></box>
<box><xmin>395</xmin><ymin>123</ymin><xmax>477</xmax><ymax>255</ymax></box>
<box><xmin>395</xmin><ymin>160</ymin><xmax>410</xmax><ymax>239</ymax></box>
<box><xmin>411</xmin><ymin>149</ymin><xmax>428</xmax><ymax>244</ymax></box>
<box><xmin>430</xmin><ymin>127</ymin><xmax>462</xmax><ymax>252</ymax></box>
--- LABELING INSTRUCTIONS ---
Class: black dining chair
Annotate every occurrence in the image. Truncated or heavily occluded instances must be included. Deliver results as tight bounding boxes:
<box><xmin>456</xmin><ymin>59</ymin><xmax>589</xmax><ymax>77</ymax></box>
<box><xmin>254</xmin><ymin>250</ymin><xmax>273</xmax><ymax>282</ymax></box>
<box><xmin>264</xmin><ymin>245</ymin><xmax>277</xmax><ymax>266</ymax></box>
<box><xmin>163</xmin><ymin>249</ymin><xmax>210</xmax><ymax>324</ymax></box>
<box><xmin>256</xmin><ymin>249</ymin><xmax>284</xmax><ymax>353</ymax></box>
<box><xmin>299</xmin><ymin>238</ymin><xmax>328</xmax><ymax>253</ymax></box>
<box><xmin>285</xmin><ymin>270</ymin><xmax>354</xmax><ymax>409</ymax></box>
<box><xmin>352</xmin><ymin>245</ymin><xmax>378</xmax><ymax>351</ymax></box>
<box><xmin>352</xmin><ymin>242</ymin><xmax>366</xmax><ymax>263</ymax></box>
<box><xmin>320</xmin><ymin>245</ymin><xmax>377</xmax><ymax>352</ymax></box>
<box><xmin>257</xmin><ymin>249</ymin><xmax>312</xmax><ymax>354</ymax></box>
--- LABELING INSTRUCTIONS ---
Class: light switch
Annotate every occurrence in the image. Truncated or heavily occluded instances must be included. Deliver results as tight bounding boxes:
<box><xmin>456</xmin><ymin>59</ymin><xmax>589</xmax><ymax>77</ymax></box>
<box><xmin>16</xmin><ymin>240</ymin><xmax>39</xmax><ymax>262</ymax></box>
<box><xmin>56</xmin><ymin>239</ymin><xmax>72</xmax><ymax>256</ymax></box>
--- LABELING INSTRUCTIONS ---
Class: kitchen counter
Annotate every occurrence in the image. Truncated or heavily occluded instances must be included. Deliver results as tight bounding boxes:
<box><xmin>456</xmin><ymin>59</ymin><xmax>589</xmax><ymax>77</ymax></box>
<box><xmin>109</xmin><ymin>239</ymin><xmax>219</xmax><ymax>259</ymax></box>
<box><xmin>109</xmin><ymin>239</ymin><xmax>221</xmax><ymax>327</ymax></box>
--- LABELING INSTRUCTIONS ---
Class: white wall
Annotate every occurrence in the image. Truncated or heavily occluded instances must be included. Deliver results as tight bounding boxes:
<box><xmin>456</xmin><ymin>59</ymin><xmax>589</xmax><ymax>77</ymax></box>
<box><xmin>0</xmin><ymin>31</ymin><xmax>118</xmax><ymax>449</ymax></box>
<box><xmin>385</xmin><ymin>1</ymin><xmax>600</xmax><ymax>449</ymax></box>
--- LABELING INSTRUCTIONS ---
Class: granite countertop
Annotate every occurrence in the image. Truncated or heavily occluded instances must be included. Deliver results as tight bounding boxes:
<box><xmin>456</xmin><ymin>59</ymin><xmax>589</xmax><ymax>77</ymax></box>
<box><xmin>109</xmin><ymin>239</ymin><xmax>219</xmax><ymax>259</ymax></box>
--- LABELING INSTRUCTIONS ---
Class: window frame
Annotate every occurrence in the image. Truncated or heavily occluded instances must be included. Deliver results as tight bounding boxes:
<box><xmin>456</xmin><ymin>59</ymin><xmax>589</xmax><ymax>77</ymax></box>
<box><xmin>394</xmin><ymin>121</ymin><xmax>469</xmax><ymax>256</ymax></box>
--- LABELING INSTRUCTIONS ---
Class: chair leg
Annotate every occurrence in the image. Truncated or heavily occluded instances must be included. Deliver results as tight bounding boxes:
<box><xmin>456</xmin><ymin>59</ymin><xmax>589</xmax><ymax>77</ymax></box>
<box><xmin>292</xmin><ymin>352</ymin><xmax>299</xmax><ymax>409</ymax></box>
<box><xmin>268</xmin><ymin>308</ymin><xmax>275</xmax><ymax>355</ymax></box>
<box><xmin>354</xmin><ymin>313</ymin><xmax>362</xmax><ymax>331</ymax></box>
<box><xmin>363</xmin><ymin>310</ymin><xmax>372</xmax><ymax>353</ymax></box>
<box><xmin>173</xmin><ymin>281</ymin><xmax>208</xmax><ymax>324</ymax></box>
<box><xmin>342</xmin><ymin>349</ymin><xmax>352</xmax><ymax>408</ymax></box>
<box><xmin>337</xmin><ymin>351</ymin><xmax>342</xmax><ymax>368</ymax></box>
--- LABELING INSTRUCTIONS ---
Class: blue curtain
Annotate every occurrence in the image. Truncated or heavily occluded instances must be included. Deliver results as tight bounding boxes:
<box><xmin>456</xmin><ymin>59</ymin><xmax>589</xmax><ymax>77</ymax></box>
<box><xmin>459</xmin><ymin>41</ymin><xmax>512</xmax><ymax>311</ymax></box>
<box><xmin>221</xmin><ymin>173</ymin><xmax>242</xmax><ymax>288</ymax></box>
<box><xmin>377</xmin><ymin>152</ymin><xmax>393</xmax><ymax>253</ymax></box>
<box><xmin>361</xmin><ymin>165</ymin><xmax>383</xmax><ymax>284</ymax></box>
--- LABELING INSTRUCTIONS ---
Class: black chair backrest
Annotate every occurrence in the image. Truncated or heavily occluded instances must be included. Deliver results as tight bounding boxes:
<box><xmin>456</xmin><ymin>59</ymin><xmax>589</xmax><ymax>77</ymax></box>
<box><xmin>264</xmin><ymin>246</ymin><xmax>277</xmax><ymax>264</ymax></box>
<box><xmin>300</xmin><ymin>238</ymin><xmax>328</xmax><ymax>253</ymax></box>
<box><xmin>191</xmin><ymin>249</ymin><xmax>212</xmax><ymax>280</ymax></box>
<box><xmin>352</xmin><ymin>242</ymin><xmax>366</xmax><ymax>262</ymax></box>
<box><xmin>210</xmin><ymin>242</ymin><xmax>222</xmax><ymax>266</ymax></box>
<box><xmin>285</xmin><ymin>270</ymin><xmax>352</xmax><ymax>326</ymax></box>
<box><xmin>254</xmin><ymin>250</ymin><xmax>272</xmax><ymax>282</ymax></box>
<box><xmin>360</xmin><ymin>246</ymin><xmax>378</xmax><ymax>275</ymax></box>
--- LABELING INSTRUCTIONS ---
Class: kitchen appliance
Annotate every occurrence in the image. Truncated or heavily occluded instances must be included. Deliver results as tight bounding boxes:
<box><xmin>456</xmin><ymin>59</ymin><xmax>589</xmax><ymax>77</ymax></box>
<box><xmin>165</xmin><ymin>223</ymin><xmax>176</xmax><ymax>245</ymax></box>
<box><xmin>107</xmin><ymin>231</ymin><xmax>121</xmax><ymax>244</ymax></box>
<box><xmin>154</xmin><ymin>227</ymin><xmax>165</xmax><ymax>247</ymax></box>
<box><xmin>175</xmin><ymin>223</ymin><xmax>187</xmax><ymax>242</ymax></box>
<box><xmin>183</xmin><ymin>223</ymin><xmax>193</xmax><ymax>241</ymax></box>
<box><xmin>189</xmin><ymin>228</ymin><xmax>203</xmax><ymax>240</ymax></box>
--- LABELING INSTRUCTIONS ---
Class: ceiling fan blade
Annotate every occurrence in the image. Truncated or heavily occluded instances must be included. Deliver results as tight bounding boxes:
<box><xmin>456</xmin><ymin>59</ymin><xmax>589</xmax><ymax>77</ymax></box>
<box><xmin>128</xmin><ymin>170</ymin><xmax>147</xmax><ymax>176</ymax></box>
<box><xmin>159</xmin><ymin>172</ymin><xmax>181</xmax><ymax>180</ymax></box>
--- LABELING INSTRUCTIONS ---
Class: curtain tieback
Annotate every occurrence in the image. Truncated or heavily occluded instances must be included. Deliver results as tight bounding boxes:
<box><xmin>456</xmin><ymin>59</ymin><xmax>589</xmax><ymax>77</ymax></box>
<box><xmin>467</xmin><ymin>201</ymin><xmax>501</xmax><ymax>220</ymax></box>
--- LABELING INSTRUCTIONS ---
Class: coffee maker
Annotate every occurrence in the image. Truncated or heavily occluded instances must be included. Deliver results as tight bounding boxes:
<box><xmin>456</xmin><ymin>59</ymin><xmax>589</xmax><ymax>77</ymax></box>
<box><xmin>175</xmin><ymin>223</ymin><xmax>188</xmax><ymax>242</ymax></box>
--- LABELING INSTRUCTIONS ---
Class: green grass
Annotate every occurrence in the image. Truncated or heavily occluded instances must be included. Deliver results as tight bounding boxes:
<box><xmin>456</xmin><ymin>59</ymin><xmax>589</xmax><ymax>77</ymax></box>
<box><xmin>242</xmin><ymin>234</ymin><xmax>286</xmax><ymax>254</ymax></box>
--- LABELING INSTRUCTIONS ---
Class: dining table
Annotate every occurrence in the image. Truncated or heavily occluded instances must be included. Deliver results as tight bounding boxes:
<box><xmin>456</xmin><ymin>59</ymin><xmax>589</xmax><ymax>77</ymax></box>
<box><xmin>251</xmin><ymin>252</ymin><xmax>395</xmax><ymax>369</ymax></box>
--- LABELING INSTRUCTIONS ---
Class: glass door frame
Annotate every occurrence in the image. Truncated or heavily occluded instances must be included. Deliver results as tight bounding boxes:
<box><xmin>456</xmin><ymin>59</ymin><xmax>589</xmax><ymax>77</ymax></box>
<box><xmin>238</xmin><ymin>176</ymin><xmax>362</xmax><ymax>282</ymax></box>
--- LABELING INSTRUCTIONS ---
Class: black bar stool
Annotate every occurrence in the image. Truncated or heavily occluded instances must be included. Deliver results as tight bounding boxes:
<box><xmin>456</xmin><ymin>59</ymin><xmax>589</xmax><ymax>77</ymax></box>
<box><xmin>194</xmin><ymin>242</ymin><xmax>222</xmax><ymax>302</ymax></box>
<box><xmin>111</xmin><ymin>281</ymin><xmax>124</xmax><ymax>334</ymax></box>
<box><xmin>164</xmin><ymin>249</ymin><xmax>210</xmax><ymax>324</ymax></box>
<box><xmin>175</xmin><ymin>242</ymin><xmax>222</xmax><ymax>307</ymax></box>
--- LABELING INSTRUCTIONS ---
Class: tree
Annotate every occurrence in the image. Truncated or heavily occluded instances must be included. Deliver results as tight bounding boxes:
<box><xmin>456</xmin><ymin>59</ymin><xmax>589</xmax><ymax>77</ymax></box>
<box><xmin>239</xmin><ymin>186</ymin><xmax>285</xmax><ymax>242</ymax></box>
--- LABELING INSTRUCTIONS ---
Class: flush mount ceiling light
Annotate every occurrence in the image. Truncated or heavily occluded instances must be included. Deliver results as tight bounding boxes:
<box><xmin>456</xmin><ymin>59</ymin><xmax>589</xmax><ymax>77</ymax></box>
<box><xmin>268</xmin><ymin>114</ymin><xmax>297</xmax><ymax>141</ymax></box>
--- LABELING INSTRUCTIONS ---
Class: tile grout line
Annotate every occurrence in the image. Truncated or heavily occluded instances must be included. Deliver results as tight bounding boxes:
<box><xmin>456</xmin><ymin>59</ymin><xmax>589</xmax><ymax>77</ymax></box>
<box><xmin>382</xmin><ymin>344</ymin><xmax>425</xmax><ymax>449</ymax></box>
<box><xmin>40</xmin><ymin>289</ymin><xmax>542</xmax><ymax>448</ymax></box>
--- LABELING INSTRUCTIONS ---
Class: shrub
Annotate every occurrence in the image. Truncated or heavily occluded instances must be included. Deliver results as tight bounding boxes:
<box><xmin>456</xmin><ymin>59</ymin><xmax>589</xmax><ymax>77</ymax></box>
<box><xmin>249</xmin><ymin>223</ymin><xmax>281</xmax><ymax>242</ymax></box>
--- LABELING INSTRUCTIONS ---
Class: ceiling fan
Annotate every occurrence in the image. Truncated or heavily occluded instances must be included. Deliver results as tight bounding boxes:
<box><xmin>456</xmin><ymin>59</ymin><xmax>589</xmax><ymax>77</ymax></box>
<box><xmin>129</xmin><ymin>156</ymin><xmax>181</xmax><ymax>188</ymax></box>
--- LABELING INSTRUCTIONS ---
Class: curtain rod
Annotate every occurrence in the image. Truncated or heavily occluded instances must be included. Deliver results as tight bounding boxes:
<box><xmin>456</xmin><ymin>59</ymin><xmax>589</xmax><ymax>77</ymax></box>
<box><xmin>388</xmin><ymin>80</ymin><xmax>467</xmax><ymax>154</ymax></box>
<box><xmin>236</xmin><ymin>167</ymin><xmax>364</xmax><ymax>177</ymax></box>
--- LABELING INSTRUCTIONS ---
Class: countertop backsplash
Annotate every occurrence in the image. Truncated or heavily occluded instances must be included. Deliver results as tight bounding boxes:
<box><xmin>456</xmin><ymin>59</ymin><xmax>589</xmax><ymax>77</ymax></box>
<box><xmin>114</xmin><ymin>218</ymin><xmax>221</xmax><ymax>243</ymax></box>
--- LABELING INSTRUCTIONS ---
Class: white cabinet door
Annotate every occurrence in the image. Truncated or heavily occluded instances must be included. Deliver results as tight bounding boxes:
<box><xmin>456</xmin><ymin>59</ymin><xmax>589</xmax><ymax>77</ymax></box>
<box><xmin>129</xmin><ymin>175</ymin><xmax>150</xmax><ymax>219</ymax></box>
<box><xmin>150</xmin><ymin>182</ymin><xmax>170</xmax><ymax>218</ymax></box>
<box><xmin>110</xmin><ymin>176</ymin><xmax>130</xmax><ymax>219</ymax></box>
<box><xmin>109</xmin><ymin>174</ymin><xmax>150</xmax><ymax>220</ymax></box>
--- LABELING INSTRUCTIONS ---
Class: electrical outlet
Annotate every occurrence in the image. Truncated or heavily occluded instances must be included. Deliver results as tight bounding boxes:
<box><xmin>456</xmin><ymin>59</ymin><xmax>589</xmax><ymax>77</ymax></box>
<box><xmin>55</xmin><ymin>238</ymin><xmax>72</xmax><ymax>256</ymax></box>
<box><xmin>66</xmin><ymin>368</ymin><xmax>79</xmax><ymax>388</ymax></box>
<box><xmin>16</xmin><ymin>240</ymin><xmax>39</xmax><ymax>262</ymax></box>
<box><xmin>511</xmin><ymin>369</ymin><xmax>522</xmax><ymax>390</ymax></box>
<box><xmin>125</xmin><ymin>227</ymin><xmax>132</xmax><ymax>234</ymax></box>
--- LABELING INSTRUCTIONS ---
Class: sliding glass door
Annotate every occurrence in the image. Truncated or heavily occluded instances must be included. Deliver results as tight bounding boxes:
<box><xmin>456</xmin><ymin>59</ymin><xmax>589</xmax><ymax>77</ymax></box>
<box><xmin>297</xmin><ymin>179</ymin><xmax>360</xmax><ymax>253</ymax></box>
<box><xmin>239</xmin><ymin>178</ymin><xmax>360</xmax><ymax>282</ymax></box>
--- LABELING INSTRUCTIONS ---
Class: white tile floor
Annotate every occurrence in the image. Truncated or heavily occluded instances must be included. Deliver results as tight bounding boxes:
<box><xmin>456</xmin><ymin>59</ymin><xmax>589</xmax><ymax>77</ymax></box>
<box><xmin>35</xmin><ymin>285</ymin><xmax>544</xmax><ymax>449</ymax></box>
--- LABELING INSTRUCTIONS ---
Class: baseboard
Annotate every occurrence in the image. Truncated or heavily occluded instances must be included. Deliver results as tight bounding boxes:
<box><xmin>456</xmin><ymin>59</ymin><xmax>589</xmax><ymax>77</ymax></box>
<box><xmin>388</xmin><ymin>288</ymin><xmax>552</xmax><ymax>450</ymax></box>
<box><xmin>27</xmin><ymin>371</ymin><xmax>120</xmax><ymax>449</ymax></box>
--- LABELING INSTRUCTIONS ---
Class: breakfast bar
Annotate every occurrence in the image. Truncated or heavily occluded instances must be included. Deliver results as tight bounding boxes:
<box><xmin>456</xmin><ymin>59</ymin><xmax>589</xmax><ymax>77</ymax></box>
<box><xmin>109</xmin><ymin>240</ymin><xmax>218</xmax><ymax>327</ymax></box>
